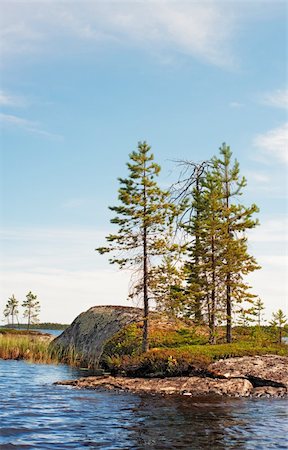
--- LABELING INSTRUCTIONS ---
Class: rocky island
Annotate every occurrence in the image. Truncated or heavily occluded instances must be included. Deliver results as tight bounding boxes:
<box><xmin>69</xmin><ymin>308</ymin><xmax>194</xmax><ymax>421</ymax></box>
<box><xmin>55</xmin><ymin>355</ymin><xmax>287</xmax><ymax>398</ymax></box>
<box><xmin>53</xmin><ymin>306</ymin><xmax>288</xmax><ymax>399</ymax></box>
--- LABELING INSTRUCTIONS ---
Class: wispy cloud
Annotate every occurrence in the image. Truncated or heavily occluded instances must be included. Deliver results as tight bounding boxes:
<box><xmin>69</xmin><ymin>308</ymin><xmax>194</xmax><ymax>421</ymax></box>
<box><xmin>253</xmin><ymin>122</ymin><xmax>288</xmax><ymax>164</ymax></box>
<box><xmin>0</xmin><ymin>113</ymin><xmax>62</xmax><ymax>140</ymax></box>
<box><xmin>229</xmin><ymin>101</ymin><xmax>244</xmax><ymax>108</ymax></box>
<box><xmin>247</xmin><ymin>172</ymin><xmax>270</xmax><ymax>184</ymax></box>
<box><xmin>248</xmin><ymin>218</ymin><xmax>288</xmax><ymax>243</ymax></box>
<box><xmin>0</xmin><ymin>225</ymin><xmax>131</xmax><ymax>322</ymax></box>
<box><xmin>1</xmin><ymin>2</ymin><xmax>237</xmax><ymax>67</ymax></box>
<box><xmin>0</xmin><ymin>268</ymin><xmax>131</xmax><ymax>323</ymax></box>
<box><xmin>0</xmin><ymin>90</ymin><xmax>26</xmax><ymax>107</ymax></box>
<box><xmin>261</xmin><ymin>89</ymin><xmax>288</xmax><ymax>109</ymax></box>
<box><xmin>62</xmin><ymin>198</ymin><xmax>94</xmax><ymax>210</ymax></box>
<box><xmin>0</xmin><ymin>226</ymin><xmax>106</xmax><ymax>243</ymax></box>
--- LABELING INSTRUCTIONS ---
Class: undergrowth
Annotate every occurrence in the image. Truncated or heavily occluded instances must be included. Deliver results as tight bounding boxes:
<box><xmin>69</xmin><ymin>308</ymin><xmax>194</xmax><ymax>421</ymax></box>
<box><xmin>102</xmin><ymin>342</ymin><xmax>288</xmax><ymax>377</ymax></box>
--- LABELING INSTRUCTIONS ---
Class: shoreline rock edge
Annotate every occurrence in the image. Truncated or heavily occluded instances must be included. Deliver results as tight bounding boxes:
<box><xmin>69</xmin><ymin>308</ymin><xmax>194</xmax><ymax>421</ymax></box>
<box><xmin>55</xmin><ymin>355</ymin><xmax>288</xmax><ymax>399</ymax></box>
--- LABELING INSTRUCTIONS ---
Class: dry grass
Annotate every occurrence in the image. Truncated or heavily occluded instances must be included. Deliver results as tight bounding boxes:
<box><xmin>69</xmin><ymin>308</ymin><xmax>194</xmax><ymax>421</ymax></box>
<box><xmin>0</xmin><ymin>333</ymin><xmax>80</xmax><ymax>365</ymax></box>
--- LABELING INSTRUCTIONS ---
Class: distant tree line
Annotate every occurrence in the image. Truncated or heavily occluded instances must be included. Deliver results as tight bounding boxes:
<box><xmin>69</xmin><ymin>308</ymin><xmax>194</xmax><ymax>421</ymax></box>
<box><xmin>97</xmin><ymin>141</ymin><xmax>287</xmax><ymax>350</ymax></box>
<box><xmin>3</xmin><ymin>291</ymin><xmax>40</xmax><ymax>330</ymax></box>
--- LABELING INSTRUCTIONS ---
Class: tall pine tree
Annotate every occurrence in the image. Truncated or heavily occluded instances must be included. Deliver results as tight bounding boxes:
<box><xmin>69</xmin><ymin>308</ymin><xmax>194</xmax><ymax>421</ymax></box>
<box><xmin>96</xmin><ymin>142</ymin><xmax>178</xmax><ymax>351</ymax></box>
<box><xmin>213</xmin><ymin>143</ymin><xmax>260</xmax><ymax>342</ymax></box>
<box><xmin>182</xmin><ymin>144</ymin><xmax>260</xmax><ymax>342</ymax></box>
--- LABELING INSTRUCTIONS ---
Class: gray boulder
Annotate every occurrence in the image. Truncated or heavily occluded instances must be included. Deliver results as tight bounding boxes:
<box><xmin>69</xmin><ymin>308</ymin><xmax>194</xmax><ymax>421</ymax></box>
<box><xmin>52</xmin><ymin>305</ymin><xmax>142</xmax><ymax>368</ymax></box>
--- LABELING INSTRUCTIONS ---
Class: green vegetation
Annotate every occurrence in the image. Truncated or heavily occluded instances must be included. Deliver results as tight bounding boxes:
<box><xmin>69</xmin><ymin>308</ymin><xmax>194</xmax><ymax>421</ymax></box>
<box><xmin>0</xmin><ymin>333</ymin><xmax>56</xmax><ymax>363</ymax></box>
<box><xmin>22</xmin><ymin>291</ymin><xmax>40</xmax><ymax>330</ymax></box>
<box><xmin>3</xmin><ymin>291</ymin><xmax>42</xmax><ymax>330</ymax></box>
<box><xmin>270</xmin><ymin>309</ymin><xmax>288</xmax><ymax>344</ymax></box>
<box><xmin>96</xmin><ymin>141</ymin><xmax>180</xmax><ymax>352</ymax></box>
<box><xmin>0</xmin><ymin>331</ymin><xmax>78</xmax><ymax>365</ymax></box>
<box><xmin>2</xmin><ymin>142</ymin><xmax>286</xmax><ymax>375</ymax></box>
<box><xmin>98</xmin><ymin>141</ymin><xmax>263</xmax><ymax>350</ymax></box>
<box><xmin>0</xmin><ymin>319</ymin><xmax>287</xmax><ymax>373</ymax></box>
<box><xmin>103</xmin><ymin>342</ymin><xmax>287</xmax><ymax>378</ymax></box>
<box><xmin>100</xmin><ymin>320</ymin><xmax>288</xmax><ymax>376</ymax></box>
<box><xmin>177</xmin><ymin>144</ymin><xmax>260</xmax><ymax>343</ymax></box>
<box><xmin>3</xmin><ymin>295</ymin><xmax>19</xmax><ymax>327</ymax></box>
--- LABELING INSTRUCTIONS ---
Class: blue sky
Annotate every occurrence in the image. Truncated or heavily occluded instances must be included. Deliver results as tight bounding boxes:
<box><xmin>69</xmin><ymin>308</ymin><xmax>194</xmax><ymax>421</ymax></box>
<box><xmin>0</xmin><ymin>1</ymin><xmax>287</xmax><ymax>323</ymax></box>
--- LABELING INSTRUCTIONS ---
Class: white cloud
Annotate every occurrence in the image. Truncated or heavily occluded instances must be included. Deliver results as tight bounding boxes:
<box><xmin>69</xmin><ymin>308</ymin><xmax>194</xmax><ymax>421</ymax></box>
<box><xmin>1</xmin><ymin>223</ymin><xmax>287</xmax><ymax>322</ymax></box>
<box><xmin>229</xmin><ymin>101</ymin><xmax>244</xmax><ymax>108</ymax></box>
<box><xmin>248</xmin><ymin>218</ymin><xmax>288</xmax><ymax>243</ymax></box>
<box><xmin>253</xmin><ymin>122</ymin><xmax>288</xmax><ymax>164</ymax></box>
<box><xmin>0</xmin><ymin>226</ymin><xmax>132</xmax><ymax>322</ymax></box>
<box><xmin>0</xmin><ymin>1</ymin><xmax>236</xmax><ymax>67</ymax></box>
<box><xmin>0</xmin><ymin>226</ymin><xmax>107</xmax><ymax>243</ymax></box>
<box><xmin>246</xmin><ymin>170</ymin><xmax>270</xmax><ymax>184</ymax></box>
<box><xmin>247</xmin><ymin>217</ymin><xmax>288</xmax><ymax>317</ymax></box>
<box><xmin>0</xmin><ymin>268</ymin><xmax>132</xmax><ymax>324</ymax></box>
<box><xmin>262</xmin><ymin>89</ymin><xmax>288</xmax><ymax>109</ymax></box>
<box><xmin>0</xmin><ymin>90</ymin><xmax>26</xmax><ymax>107</ymax></box>
<box><xmin>0</xmin><ymin>113</ymin><xmax>62</xmax><ymax>140</ymax></box>
<box><xmin>62</xmin><ymin>198</ymin><xmax>93</xmax><ymax>209</ymax></box>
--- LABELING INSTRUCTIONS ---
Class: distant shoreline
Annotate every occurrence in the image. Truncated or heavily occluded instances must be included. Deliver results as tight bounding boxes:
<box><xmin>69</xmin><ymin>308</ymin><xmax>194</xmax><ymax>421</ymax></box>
<box><xmin>0</xmin><ymin>323</ymin><xmax>69</xmax><ymax>331</ymax></box>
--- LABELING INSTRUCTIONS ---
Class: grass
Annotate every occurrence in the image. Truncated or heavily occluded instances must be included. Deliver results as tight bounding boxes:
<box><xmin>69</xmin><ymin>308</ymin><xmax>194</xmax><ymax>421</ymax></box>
<box><xmin>103</xmin><ymin>342</ymin><xmax>288</xmax><ymax>377</ymax></box>
<box><xmin>1</xmin><ymin>322</ymin><xmax>287</xmax><ymax>375</ymax></box>
<box><xmin>0</xmin><ymin>334</ymin><xmax>56</xmax><ymax>363</ymax></box>
<box><xmin>101</xmin><ymin>322</ymin><xmax>288</xmax><ymax>377</ymax></box>
<box><xmin>0</xmin><ymin>333</ymin><xmax>80</xmax><ymax>365</ymax></box>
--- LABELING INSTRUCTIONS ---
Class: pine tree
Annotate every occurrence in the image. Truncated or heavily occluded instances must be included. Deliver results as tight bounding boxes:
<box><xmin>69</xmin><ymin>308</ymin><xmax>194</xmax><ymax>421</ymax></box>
<box><xmin>237</xmin><ymin>307</ymin><xmax>256</xmax><ymax>328</ymax></box>
<box><xmin>150</xmin><ymin>254</ymin><xmax>186</xmax><ymax>318</ymax></box>
<box><xmin>181</xmin><ymin>145</ymin><xmax>260</xmax><ymax>342</ymax></box>
<box><xmin>213</xmin><ymin>143</ymin><xmax>260</xmax><ymax>343</ymax></box>
<box><xmin>173</xmin><ymin>160</ymin><xmax>211</xmax><ymax>322</ymax></box>
<box><xmin>198</xmin><ymin>171</ymin><xmax>225</xmax><ymax>342</ymax></box>
<box><xmin>270</xmin><ymin>309</ymin><xmax>287</xmax><ymax>344</ymax></box>
<box><xmin>252</xmin><ymin>298</ymin><xmax>265</xmax><ymax>326</ymax></box>
<box><xmin>96</xmin><ymin>142</ymin><xmax>178</xmax><ymax>351</ymax></box>
<box><xmin>3</xmin><ymin>294</ymin><xmax>19</xmax><ymax>327</ymax></box>
<box><xmin>3</xmin><ymin>304</ymin><xmax>10</xmax><ymax>325</ymax></box>
<box><xmin>22</xmin><ymin>291</ymin><xmax>40</xmax><ymax>330</ymax></box>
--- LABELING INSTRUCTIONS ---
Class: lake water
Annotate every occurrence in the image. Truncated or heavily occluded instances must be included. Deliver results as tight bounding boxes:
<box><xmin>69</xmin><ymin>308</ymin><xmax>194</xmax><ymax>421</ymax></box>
<box><xmin>0</xmin><ymin>359</ymin><xmax>287</xmax><ymax>449</ymax></box>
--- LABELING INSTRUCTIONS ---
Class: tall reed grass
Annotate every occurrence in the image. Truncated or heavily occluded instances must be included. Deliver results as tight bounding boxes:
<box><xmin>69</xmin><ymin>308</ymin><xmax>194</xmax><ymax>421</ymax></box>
<box><xmin>0</xmin><ymin>333</ymin><xmax>80</xmax><ymax>365</ymax></box>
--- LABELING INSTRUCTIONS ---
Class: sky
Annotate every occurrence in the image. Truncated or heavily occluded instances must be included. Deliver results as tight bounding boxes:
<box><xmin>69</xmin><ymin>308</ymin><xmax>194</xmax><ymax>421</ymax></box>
<box><xmin>0</xmin><ymin>0</ymin><xmax>287</xmax><ymax>324</ymax></box>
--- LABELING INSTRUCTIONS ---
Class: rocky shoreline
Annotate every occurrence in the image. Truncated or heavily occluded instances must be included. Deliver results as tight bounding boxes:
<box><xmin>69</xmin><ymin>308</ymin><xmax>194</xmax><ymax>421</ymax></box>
<box><xmin>56</xmin><ymin>355</ymin><xmax>288</xmax><ymax>398</ymax></box>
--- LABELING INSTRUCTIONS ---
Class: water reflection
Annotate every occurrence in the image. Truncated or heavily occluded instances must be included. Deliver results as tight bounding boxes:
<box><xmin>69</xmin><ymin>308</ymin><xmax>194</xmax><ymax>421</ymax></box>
<box><xmin>128</xmin><ymin>395</ymin><xmax>249</xmax><ymax>449</ymax></box>
<box><xmin>0</xmin><ymin>360</ymin><xmax>287</xmax><ymax>449</ymax></box>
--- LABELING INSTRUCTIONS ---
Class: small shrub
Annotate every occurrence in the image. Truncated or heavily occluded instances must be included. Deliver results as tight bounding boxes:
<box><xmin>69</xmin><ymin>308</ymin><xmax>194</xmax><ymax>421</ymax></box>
<box><xmin>103</xmin><ymin>341</ymin><xmax>288</xmax><ymax>377</ymax></box>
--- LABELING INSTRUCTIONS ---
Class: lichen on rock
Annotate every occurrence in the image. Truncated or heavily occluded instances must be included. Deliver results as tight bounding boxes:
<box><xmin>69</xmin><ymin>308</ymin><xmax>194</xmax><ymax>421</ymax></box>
<box><xmin>52</xmin><ymin>305</ymin><xmax>143</xmax><ymax>368</ymax></box>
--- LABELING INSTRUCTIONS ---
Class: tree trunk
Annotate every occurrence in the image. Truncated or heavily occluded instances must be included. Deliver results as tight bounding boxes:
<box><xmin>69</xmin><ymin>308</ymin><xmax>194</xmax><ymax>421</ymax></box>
<box><xmin>226</xmin><ymin>273</ymin><xmax>232</xmax><ymax>343</ymax></box>
<box><xmin>224</xmin><ymin>164</ymin><xmax>232</xmax><ymax>343</ymax></box>
<box><xmin>142</xmin><ymin>224</ymin><xmax>149</xmax><ymax>352</ymax></box>
<box><xmin>142</xmin><ymin>159</ymin><xmax>149</xmax><ymax>353</ymax></box>
<box><xmin>210</xmin><ymin>234</ymin><xmax>216</xmax><ymax>344</ymax></box>
<box><xmin>27</xmin><ymin>309</ymin><xmax>31</xmax><ymax>331</ymax></box>
<box><xmin>279</xmin><ymin>326</ymin><xmax>282</xmax><ymax>344</ymax></box>
<box><xmin>194</xmin><ymin>177</ymin><xmax>202</xmax><ymax>323</ymax></box>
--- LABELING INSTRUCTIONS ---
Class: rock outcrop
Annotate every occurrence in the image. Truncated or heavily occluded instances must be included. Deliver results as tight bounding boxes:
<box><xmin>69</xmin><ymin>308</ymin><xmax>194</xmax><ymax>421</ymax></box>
<box><xmin>55</xmin><ymin>355</ymin><xmax>288</xmax><ymax>398</ymax></box>
<box><xmin>208</xmin><ymin>355</ymin><xmax>288</xmax><ymax>398</ymax></box>
<box><xmin>56</xmin><ymin>375</ymin><xmax>254</xmax><ymax>397</ymax></box>
<box><xmin>52</xmin><ymin>305</ymin><xmax>143</xmax><ymax>368</ymax></box>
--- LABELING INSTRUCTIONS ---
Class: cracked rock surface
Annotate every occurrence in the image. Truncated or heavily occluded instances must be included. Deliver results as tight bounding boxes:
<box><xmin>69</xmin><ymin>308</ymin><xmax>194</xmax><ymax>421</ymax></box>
<box><xmin>55</xmin><ymin>375</ymin><xmax>254</xmax><ymax>397</ymax></box>
<box><xmin>55</xmin><ymin>355</ymin><xmax>288</xmax><ymax>398</ymax></box>
<box><xmin>52</xmin><ymin>306</ymin><xmax>142</xmax><ymax>368</ymax></box>
<box><xmin>208</xmin><ymin>355</ymin><xmax>288</xmax><ymax>387</ymax></box>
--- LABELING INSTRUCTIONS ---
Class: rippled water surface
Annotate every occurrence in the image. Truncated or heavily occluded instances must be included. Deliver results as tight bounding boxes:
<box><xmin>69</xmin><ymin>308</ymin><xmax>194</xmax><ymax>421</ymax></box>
<box><xmin>0</xmin><ymin>359</ymin><xmax>287</xmax><ymax>449</ymax></box>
